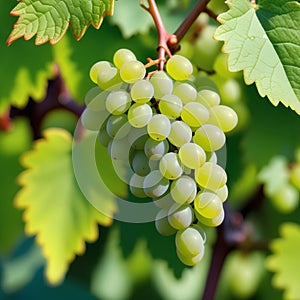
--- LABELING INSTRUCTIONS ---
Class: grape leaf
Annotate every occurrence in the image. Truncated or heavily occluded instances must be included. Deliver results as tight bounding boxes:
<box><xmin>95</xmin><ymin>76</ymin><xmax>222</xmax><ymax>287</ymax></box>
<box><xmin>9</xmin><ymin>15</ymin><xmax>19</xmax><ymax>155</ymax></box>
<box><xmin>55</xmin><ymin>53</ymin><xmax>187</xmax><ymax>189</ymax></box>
<box><xmin>14</xmin><ymin>128</ymin><xmax>113</xmax><ymax>285</ymax></box>
<box><xmin>7</xmin><ymin>0</ymin><xmax>114</xmax><ymax>45</ymax></box>
<box><xmin>266</xmin><ymin>222</ymin><xmax>300</xmax><ymax>300</ymax></box>
<box><xmin>215</xmin><ymin>0</ymin><xmax>300</xmax><ymax>114</ymax></box>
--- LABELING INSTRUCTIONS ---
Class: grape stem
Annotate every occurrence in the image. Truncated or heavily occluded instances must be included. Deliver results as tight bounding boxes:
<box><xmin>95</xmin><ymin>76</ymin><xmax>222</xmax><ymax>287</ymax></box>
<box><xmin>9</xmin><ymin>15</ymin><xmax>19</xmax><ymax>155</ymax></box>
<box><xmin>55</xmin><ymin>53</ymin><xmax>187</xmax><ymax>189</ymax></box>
<box><xmin>140</xmin><ymin>0</ymin><xmax>212</xmax><ymax>70</ymax></box>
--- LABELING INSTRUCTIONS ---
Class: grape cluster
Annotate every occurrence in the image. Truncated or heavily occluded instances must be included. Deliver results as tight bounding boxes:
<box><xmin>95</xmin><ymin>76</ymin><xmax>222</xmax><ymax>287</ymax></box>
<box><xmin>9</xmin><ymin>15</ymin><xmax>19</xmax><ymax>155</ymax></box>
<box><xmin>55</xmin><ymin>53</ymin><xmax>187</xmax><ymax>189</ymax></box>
<box><xmin>81</xmin><ymin>48</ymin><xmax>238</xmax><ymax>266</ymax></box>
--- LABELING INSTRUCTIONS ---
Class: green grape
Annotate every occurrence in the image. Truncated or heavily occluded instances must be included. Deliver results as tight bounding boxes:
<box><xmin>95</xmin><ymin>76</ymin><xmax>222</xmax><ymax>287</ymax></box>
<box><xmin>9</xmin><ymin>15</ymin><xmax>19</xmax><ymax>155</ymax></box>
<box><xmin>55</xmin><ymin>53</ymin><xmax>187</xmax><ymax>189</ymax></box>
<box><xmin>178</xmin><ymin>142</ymin><xmax>206</xmax><ymax>169</ymax></box>
<box><xmin>271</xmin><ymin>183</ymin><xmax>299</xmax><ymax>213</ymax></box>
<box><xmin>105</xmin><ymin>90</ymin><xmax>131</xmax><ymax>115</ymax></box>
<box><xmin>108</xmin><ymin>138</ymin><xmax>131</xmax><ymax>161</ymax></box>
<box><xmin>120</xmin><ymin>60</ymin><xmax>146</xmax><ymax>83</ymax></box>
<box><xmin>181</xmin><ymin>102</ymin><xmax>209</xmax><ymax>127</ymax></box>
<box><xmin>144</xmin><ymin>138</ymin><xmax>169</xmax><ymax>160</ymax></box>
<box><xmin>208</xmin><ymin>105</ymin><xmax>238</xmax><ymax>132</ymax></box>
<box><xmin>195</xmin><ymin>208</ymin><xmax>224</xmax><ymax>227</ymax></box>
<box><xmin>170</xmin><ymin>175</ymin><xmax>197</xmax><ymax>204</ymax></box>
<box><xmin>97</xmin><ymin>66</ymin><xmax>123</xmax><ymax>90</ymax></box>
<box><xmin>290</xmin><ymin>163</ymin><xmax>300</xmax><ymax>190</ymax></box>
<box><xmin>196</xmin><ymin>89</ymin><xmax>220</xmax><ymax>107</ymax></box>
<box><xmin>214</xmin><ymin>184</ymin><xmax>228</xmax><ymax>202</ymax></box>
<box><xmin>113</xmin><ymin>48</ymin><xmax>136</xmax><ymax>69</ymax></box>
<box><xmin>159</xmin><ymin>94</ymin><xmax>183</xmax><ymax>119</ymax></box>
<box><xmin>128</xmin><ymin>103</ymin><xmax>153</xmax><ymax>128</ymax></box>
<box><xmin>176</xmin><ymin>248</ymin><xmax>204</xmax><ymax>266</ymax></box>
<box><xmin>213</xmin><ymin>53</ymin><xmax>235</xmax><ymax>79</ymax></box>
<box><xmin>218</xmin><ymin>78</ymin><xmax>242</xmax><ymax>105</ymax></box>
<box><xmin>168</xmin><ymin>121</ymin><xmax>192</xmax><ymax>147</ymax></box>
<box><xmin>147</xmin><ymin>114</ymin><xmax>171</xmax><ymax>141</ymax></box>
<box><xmin>130</xmin><ymin>79</ymin><xmax>154</xmax><ymax>104</ymax></box>
<box><xmin>129</xmin><ymin>173</ymin><xmax>148</xmax><ymax>198</ymax></box>
<box><xmin>175</xmin><ymin>227</ymin><xmax>204</xmax><ymax>257</ymax></box>
<box><xmin>159</xmin><ymin>152</ymin><xmax>183</xmax><ymax>180</ymax></box>
<box><xmin>81</xmin><ymin>108</ymin><xmax>105</xmax><ymax>131</ymax></box>
<box><xmin>194</xmin><ymin>191</ymin><xmax>223</xmax><ymax>219</ymax></box>
<box><xmin>143</xmin><ymin>170</ymin><xmax>169</xmax><ymax>198</ymax></box>
<box><xmin>84</xmin><ymin>87</ymin><xmax>108</xmax><ymax>112</ymax></box>
<box><xmin>98</xmin><ymin>122</ymin><xmax>111</xmax><ymax>147</ymax></box>
<box><xmin>168</xmin><ymin>204</ymin><xmax>194</xmax><ymax>230</ymax></box>
<box><xmin>150</xmin><ymin>71</ymin><xmax>173</xmax><ymax>98</ymax></box>
<box><xmin>148</xmin><ymin>158</ymin><xmax>160</xmax><ymax>170</ymax></box>
<box><xmin>106</xmin><ymin>114</ymin><xmax>129</xmax><ymax>139</ymax></box>
<box><xmin>172</xmin><ymin>82</ymin><xmax>197</xmax><ymax>104</ymax></box>
<box><xmin>195</xmin><ymin>162</ymin><xmax>227</xmax><ymax>190</ymax></box>
<box><xmin>193</xmin><ymin>124</ymin><xmax>226</xmax><ymax>152</ymax></box>
<box><xmin>155</xmin><ymin>209</ymin><xmax>177</xmax><ymax>236</ymax></box>
<box><xmin>89</xmin><ymin>61</ymin><xmax>112</xmax><ymax>84</ymax></box>
<box><xmin>166</xmin><ymin>55</ymin><xmax>193</xmax><ymax>81</ymax></box>
<box><xmin>131</xmin><ymin>150</ymin><xmax>151</xmax><ymax>176</ymax></box>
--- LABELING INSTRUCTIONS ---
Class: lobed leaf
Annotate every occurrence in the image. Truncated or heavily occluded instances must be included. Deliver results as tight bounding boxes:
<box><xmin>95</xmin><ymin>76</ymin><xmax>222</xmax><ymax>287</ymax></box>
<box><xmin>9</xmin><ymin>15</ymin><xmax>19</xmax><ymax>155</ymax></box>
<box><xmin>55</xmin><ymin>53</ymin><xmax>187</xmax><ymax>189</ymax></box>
<box><xmin>215</xmin><ymin>0</ymin><xmax>300</xmax><ymax>114</ymax></box>
<box><xmin>7</xmin><ymin>0</ymin><xmax>114</xmax><ymax>45</ymax></box>
<box><xmin>266</xmin><ymin>222</ymin><xmax>300</xmax><ymax>300</ymax></box>
<box><xmin>14</xmin><ymin>128</ymin><xmax>113</xmax><ymax>284</ymax></box>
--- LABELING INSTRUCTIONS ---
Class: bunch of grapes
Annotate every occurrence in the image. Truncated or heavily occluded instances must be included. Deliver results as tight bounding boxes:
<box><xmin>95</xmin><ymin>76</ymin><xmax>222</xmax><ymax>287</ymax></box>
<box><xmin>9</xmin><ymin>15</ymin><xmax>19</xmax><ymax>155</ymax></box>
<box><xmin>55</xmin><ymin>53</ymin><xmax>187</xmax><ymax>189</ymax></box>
<box><xmin>81</xmin><ymin>48</ymin><xmax>238</xmax><ymax>266</ymax></box>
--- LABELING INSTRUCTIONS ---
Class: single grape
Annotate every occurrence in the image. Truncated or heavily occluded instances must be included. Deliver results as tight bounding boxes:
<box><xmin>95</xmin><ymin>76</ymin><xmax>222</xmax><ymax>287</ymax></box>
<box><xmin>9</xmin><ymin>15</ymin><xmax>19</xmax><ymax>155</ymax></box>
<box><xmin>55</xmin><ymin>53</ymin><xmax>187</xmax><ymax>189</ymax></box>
<box><xmin>173</xmin><ymin>82</ymin><xmax>197</xmax><ymax>104</ymax></box>
<box><xmin>178</xmin><ymin>142</ymin><xmax>206</xmax><ymax>169</ymax></box>
<box><xmin>196</xmin><ymin>89</ymin><xmax>220</xmax><ymax>107</ymax></box>
<box><xmin>195</xmin><ymin>162</ymin><xmax>227</xmax><ymax>190</ymax></box>
<box><xmin>170</xmin><ymin>175</ymin><xmax>197</xmax><ymax>204</ymax></box>
<box><xmin>193</xmin><ymin>124</ymin><xmax>226</xmax><ymax>152</ymax></box>
<box><xmin>159</xmin><ymin>94</ymin><xmax>183</xmax><ymax>119</ymax></box>
<box><xmin>194</xmin><ymin>191</ymin><xmax>223</xmax><ymax>219</ymax></box>
<box><xmin>127</xmin><ymin>103</ymin><xmax>153</xmax><ymax>128</ymax></box>
<box><xmin>89</xmin><ymin>61</ymin><xmax>112</xmax><ymax>84</ymax></box>
<box><xmin>143</xmin><ymin>170</ymin><xmax>169</xmax><ymax>198</ymax></box>
<box><xmin>168</xmin><ymin>121</ymin><xmax>192</xmax><ymax>147</ymax></box>
<box><xmin>113</xmin><ymin>48</ymin><xmax>136</xmax><ymax>69</ymax></box>
<box><xmin>105</xmin><ymin>90</ymin><xmax>131</xmax><ymax>115</ymax></box>
<box><xmin>175</xmin><ymin>227</ymin><xmax>204</xmax><ymax>257</ymax></box>
<box><xmin>97</xmin><ymin>66</ymin><xmax>123</xmax><ymax>90</ymax></box>
<box><xmin>290</xmin><ymin>163</ymin><xmax>300</xmax><ymax>191</ymax></box>
<box><xmin>129</xmin><ymin>173</ymin><xmax>148</xmax><ymax>198</ymax></box>
<box><xmin>120</xmin><ymin>60</ymin><xmax>146</xmax><ymax>83</ymax></box>
<box><xmin>159</xmin><ymin>152</ymin><xmax>183</xmax><ymax>180</ymax></box>
<box><xmin>166</xmin><ymin>55</ymin><xmax>193</xmax><ymax>81</ymax></box>
<box><xmin>155</xmin><ymin>209</ymin><xmax>177</xmax><ymax>236</ymax></box>
<box><xmin>130</xmin><ymin>79</ymin><xmax>154</xmax><ymax>104</ymax></box>
<box><xmin>106</xmin><ymin>114</ymin><xmax>129</xmax><ymax>139</ymax></box>
<box><xmin>195</xmin><ymin>208</ymin><xmax>224</xmax><ymax>227</ymax></box>
<box><xmin>150</xmin><ymin>71</ymin><xmax>173</xmax><ymax>98</ymax></box>
<box><xmin>131</xmin><ymin>150</ymin><xmax>151</xmax><ymax>176</ymax></box>
<box><xmin>168</xmin><ymin>204</ymin><xmax>194</xmax><ymax>230</ymax></box>
<box><xmin>147</xmin><ymin>114</ymin><xmax>171</xmax><ymax>141</ymax></box>
<box><xmin>181</xmin><ymin>102</ymin><xmax>209</xmax><ymax>128</ymax></box>
<box><xmin>176</xmin><ymin>248</ymin><xmax>204</xmax><ymax>266</ymax></box>
<box><xmin>81</xmin><ymin>108</ymin><xmax>105</xmax><ymax>131</ymax></box>
<box><xmin>208</xmin><ymin>105</ymin><xmax>238</xmax><ymax>132</ymax></box>
<box><xmin>144</xmin><ymin>138</ymin><xmax>169</xmax><ymax>160</ymax></box>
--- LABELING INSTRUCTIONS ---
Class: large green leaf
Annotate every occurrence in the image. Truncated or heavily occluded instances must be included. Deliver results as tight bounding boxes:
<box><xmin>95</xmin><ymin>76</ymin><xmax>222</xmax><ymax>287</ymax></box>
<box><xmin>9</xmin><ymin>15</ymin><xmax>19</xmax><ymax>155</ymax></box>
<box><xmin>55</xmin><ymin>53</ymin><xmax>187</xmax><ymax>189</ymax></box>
<box><xmin>14</xmin><ymin>128</ymin><xmax>112</xmax><ymax>285</ymax></box>
<box><xmin>266</xmin><ymin>222</ymin><xmax>300</xmax><ymax>300</ymax></box>
<box><xmin>215</xmin><ymin>0</ymin><xmax>300</xmax><ymax>114</ymax></box>
<box><xmin>7</xmin><ymin>0</ymin><xmax>114</xmax><ymax>45</ymax></box>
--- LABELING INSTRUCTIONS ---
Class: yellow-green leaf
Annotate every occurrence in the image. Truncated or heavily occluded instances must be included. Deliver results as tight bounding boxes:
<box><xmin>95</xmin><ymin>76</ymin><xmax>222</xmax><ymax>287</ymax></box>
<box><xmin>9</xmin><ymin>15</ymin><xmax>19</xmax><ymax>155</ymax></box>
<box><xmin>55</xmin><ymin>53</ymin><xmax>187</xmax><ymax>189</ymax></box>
<box><xmin>266</xmin><ymin>222</ymin><xmax>300</xmax><ymax>300</ymax></box>
<box><xmin>7</xmin><ymin>0</ymin><xmax>114</xmax><ymax>45</ymax></box>
<box><xmin>215</xmin><ymin>0</ymin><xmax>300</xmax><ymax>114</ymax></box>
<box><xmin>14</xmin><ymin>128</ymin><xmax>113</xmax><ymax>285</ymax></box>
